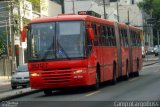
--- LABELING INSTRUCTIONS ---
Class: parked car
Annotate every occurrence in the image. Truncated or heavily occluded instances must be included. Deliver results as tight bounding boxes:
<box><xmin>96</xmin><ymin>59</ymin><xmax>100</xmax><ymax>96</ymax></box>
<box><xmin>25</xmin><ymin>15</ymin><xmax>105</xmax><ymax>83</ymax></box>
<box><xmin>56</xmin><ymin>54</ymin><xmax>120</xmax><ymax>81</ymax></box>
<box><xmin>154</xmin><ymin>45</ymin><xmax>160</xmax><ymax>56</ymax></box>
<box><xmin>11</xmin><ymin>64</ymin><xmax>29</xmax><ymax>89</ymax></box>
<box><xmin>146</xmin><ymin>47</ymin><xmax>154</xmax><ymax>55</ymax></box>
<box><xmin>141</xmin><ymin>46</ymin><xmax>146</xmax><ymax>58</ymax></box>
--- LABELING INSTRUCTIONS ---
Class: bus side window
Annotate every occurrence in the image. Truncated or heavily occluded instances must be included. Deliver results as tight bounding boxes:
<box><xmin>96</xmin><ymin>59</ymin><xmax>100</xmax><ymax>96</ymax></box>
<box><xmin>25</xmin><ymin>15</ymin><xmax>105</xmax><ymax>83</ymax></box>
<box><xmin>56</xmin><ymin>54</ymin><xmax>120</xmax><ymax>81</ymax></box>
<box><xmin>86</xmin><ymin>31</ymin><xmax>92</xmax><ymax>55</ymax></box>
<box><xmin>92</xmin><ymin>23</ymin><xmax>98</xmax><ymax>46</ymax></box>
<box><xmin>132</xmin><ymin>31</ymin><xmax>136</xmax><ymax>46</ymax></box>
<box><xmin>110</xmin><ymin>27</ymin><xmax>114</xmax><ymax>46</ymax></box>
<box><xmin>112</xmin><ymin>27</ymin><xmax>116</xmax><ymax>46</ymax></box>
<box><xmin>124</xmin><ymin>29</ymin><xmax>128</xmax><ymax>47</ymax></box>
<box><xmin>108</xmin><ymin>27</ymin><xmax>112</xmax><ymax>46</ymax></box>
<box><xmin>122</xmin><ymin>29</ymin><xmax>127</xmax><ymax>47</ymax></box>
<box><xmin>100</xmin><ymin>25</ymin><xmax>107</xmax><ymax>46</ymax></box>
<box><xmin>106</xmin><ymin>26</ymin><xmax>110</xmax><ymax>46</ymax></box>
<box><xmin>98</xmin><ymin>25</ymin><xmax>102</xmax><ymax>46</ymax></box>
<box><xmin>138</xmin><ymin>32</ymin><xmax>141</xmax><ymax>46</ymax></box>
<box><xmin>131</xmin><ymin>31</ymin><xmax>134</xmax><ymax>46</ymax></box>
<box><xmin>135</xmin><ymin>32</ymin><xmax>137</xmax><ymax>46</ymax></box>
<box><xmin>119</xmin><ymin>28</ymin><xmax>123</xmax><ymax>46</ymax></box>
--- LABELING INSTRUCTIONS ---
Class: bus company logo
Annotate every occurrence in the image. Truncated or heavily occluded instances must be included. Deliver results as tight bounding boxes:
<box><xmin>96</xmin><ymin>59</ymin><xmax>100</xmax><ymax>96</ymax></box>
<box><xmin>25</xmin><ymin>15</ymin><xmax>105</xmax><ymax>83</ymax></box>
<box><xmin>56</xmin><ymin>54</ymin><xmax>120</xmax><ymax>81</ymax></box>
<box><xmin>1</xmin><ymin>101</ymin><xmax>18</xmax><ymax>107</ymax></box>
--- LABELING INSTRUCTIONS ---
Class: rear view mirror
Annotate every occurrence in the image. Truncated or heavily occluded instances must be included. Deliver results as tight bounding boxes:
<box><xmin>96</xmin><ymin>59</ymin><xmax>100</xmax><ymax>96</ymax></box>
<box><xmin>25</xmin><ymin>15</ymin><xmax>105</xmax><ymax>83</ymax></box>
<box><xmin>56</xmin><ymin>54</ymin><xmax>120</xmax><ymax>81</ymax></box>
<box><xmin>21</xmin><ymin>25</ymin><xmax>28</xmax><ymax>42</ymax></box>
<box><xmin>87</xmin><ymin>28</ymin><xmax>94</xmax><ymax>40</ymax></box>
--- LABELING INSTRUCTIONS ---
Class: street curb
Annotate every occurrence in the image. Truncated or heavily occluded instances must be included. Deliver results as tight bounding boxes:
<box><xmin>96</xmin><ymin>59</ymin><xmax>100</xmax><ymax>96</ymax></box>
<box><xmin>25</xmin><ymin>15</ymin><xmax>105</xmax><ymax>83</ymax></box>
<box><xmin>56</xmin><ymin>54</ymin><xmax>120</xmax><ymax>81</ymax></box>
<box><xmin>143</xmin><ymin>61</ymin><xmax>160</xmax><ymax>67</ymax></box>
<box><xmin>0</xmin><ymin>89</ymin><xmax>41</xmax><ymax>102</ymax></box>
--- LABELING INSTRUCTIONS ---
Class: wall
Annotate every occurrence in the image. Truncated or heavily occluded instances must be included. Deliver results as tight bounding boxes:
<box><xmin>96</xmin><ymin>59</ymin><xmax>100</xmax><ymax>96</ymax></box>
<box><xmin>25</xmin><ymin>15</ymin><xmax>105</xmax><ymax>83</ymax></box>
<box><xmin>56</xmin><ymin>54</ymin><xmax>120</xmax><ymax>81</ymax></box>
<box><xmin>41</xmin><ymin>0</ymin><xmax>62</xmax><ymax>17</ymax></box>
<box><xmin>64</xmin><ymin>0</ymin><xmax>117</xmax><ymax>21</ymax></box>
<box><xmin>48</xmin><ymin>0</ymin><xmax>62</xmax><ymax>16</ymax></box>
<box><xmin>119</xmin><ymin>5</ymin><xmax>143</xmax><ymax>27</ymax></box>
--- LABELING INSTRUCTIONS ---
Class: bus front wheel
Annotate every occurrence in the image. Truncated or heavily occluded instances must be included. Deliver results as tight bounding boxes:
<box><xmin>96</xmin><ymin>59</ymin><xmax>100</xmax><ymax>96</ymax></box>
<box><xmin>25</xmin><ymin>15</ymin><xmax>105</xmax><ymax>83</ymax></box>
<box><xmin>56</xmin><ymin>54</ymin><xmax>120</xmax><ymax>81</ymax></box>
<box><xmin>93</xmin><ymin>66</ymin><xmax>100</xmax><ymax>90</ymax></box>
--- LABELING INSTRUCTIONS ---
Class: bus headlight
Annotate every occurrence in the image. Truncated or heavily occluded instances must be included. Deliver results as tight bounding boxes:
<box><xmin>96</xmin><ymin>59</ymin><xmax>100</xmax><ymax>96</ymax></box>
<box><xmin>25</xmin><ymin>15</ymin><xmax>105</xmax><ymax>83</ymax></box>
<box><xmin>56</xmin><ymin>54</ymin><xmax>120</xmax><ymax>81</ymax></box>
<box><xmin>30</xmin><ymin>73</ymin><xmax>40</xmax><ymax>77</ymax></box>
<box><xmin>73</xmin><ymin>70</ymin><xmax>86</xmax><ymax>74</ymax></box>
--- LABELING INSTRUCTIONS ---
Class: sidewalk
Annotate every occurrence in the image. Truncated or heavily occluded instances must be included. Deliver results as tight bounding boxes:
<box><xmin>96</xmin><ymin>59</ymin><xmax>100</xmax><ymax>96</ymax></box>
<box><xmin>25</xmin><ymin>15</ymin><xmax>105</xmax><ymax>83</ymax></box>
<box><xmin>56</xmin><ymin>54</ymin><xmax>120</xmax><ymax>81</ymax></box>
<box><xmin>143</xmin><ymin>57</ymin><xmax>160</xmax><ymax>66</ymax></box>
<box><xmin>0</xmin><ymin>76</ymin><xmax>39</xmax><ymax>101</ymax></box>
<box><xmin>0</xmin><ymin>76</ymin><xmax>11</xmax><ymax>86</ymax></box>
<box><xmin>0</xmin><ymin>87</ymin><xmax>39</xmax><ymax>101</ymax></box>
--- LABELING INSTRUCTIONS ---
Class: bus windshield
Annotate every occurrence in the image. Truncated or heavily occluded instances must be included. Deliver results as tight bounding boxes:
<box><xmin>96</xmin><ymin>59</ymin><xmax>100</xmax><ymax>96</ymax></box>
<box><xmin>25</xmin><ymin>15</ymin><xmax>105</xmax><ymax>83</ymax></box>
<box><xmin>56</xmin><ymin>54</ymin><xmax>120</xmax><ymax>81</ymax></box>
<box><xmin>28</xmin><ymin>21</ymin><xmax>85</xmax><ymax>61</ymax></box>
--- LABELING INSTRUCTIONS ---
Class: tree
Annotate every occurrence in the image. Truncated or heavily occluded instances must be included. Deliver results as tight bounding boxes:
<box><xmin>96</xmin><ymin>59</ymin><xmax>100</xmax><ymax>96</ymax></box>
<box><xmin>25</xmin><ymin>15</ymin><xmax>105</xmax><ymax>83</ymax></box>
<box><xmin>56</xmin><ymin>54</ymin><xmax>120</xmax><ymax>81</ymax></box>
<box><xmin>138</xmin><ymin>0</ymin><xmax>160</xmax><ymax>20</ymax></box>
<box><xmin>0</xmin><ymin>32</ymin><xmax>7</xmax><ymax>58</ymax></box>
<box><xmin>138</xmin><ymin>0</ymin><xmax>160</xmax><ymax>45</ymax></box>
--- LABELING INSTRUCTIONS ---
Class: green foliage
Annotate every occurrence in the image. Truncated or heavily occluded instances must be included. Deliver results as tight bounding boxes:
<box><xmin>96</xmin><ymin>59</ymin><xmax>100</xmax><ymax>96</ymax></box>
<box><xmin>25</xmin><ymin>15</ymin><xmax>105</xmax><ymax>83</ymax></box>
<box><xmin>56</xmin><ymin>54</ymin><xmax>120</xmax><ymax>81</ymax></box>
<box><xmin>0</xmin><ymin>32</ymin><xmax>7</xmax><ymax>57</ymax></box>
<box><xmin>13</xmin><ymin>0</ymin><xmax>40</xmax><ymax>12</ymax></box>
<box><xmin>152</xmin><ymin>0</ymin><xmax>160</xmax><ymax>20</ymax></box>
<box><xmin>138</xmin><ymin>0</ymin><xmax>160</xmax><ymax>19</ymax></box>
<box><xmin>23</xmin><ymin>17</ymin><xmax>30</xmax><ymax>25</ymax></box>
<box><xmin>27</xmin><ymin>0</ymin><xmax>40</xmax><ymax>12</ymax></box>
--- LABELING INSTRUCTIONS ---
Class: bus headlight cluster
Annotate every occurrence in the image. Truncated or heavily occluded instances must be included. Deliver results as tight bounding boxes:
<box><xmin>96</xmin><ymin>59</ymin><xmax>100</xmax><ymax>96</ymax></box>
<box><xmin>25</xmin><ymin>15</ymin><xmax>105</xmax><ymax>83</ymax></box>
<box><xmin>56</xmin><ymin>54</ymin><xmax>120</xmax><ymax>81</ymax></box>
<box><xmin>30</xmin><ymin>73</ymin><xmax>40</xmax><ymax>77</ymax></box>
<box><xmin>73</xmin><ymin>70</ymin><xmax>86</xmax><ymax>74</ymax></box>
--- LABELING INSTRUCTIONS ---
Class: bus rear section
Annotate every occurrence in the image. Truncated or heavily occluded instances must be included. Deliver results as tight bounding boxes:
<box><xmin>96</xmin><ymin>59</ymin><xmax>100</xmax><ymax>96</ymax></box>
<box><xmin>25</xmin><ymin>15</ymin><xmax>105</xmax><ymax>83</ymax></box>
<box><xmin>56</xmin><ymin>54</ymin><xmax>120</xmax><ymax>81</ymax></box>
<box><xmin>129</xmin><ymin>27</ymin><xmax>143</xmax><ymax>76</ymax></box>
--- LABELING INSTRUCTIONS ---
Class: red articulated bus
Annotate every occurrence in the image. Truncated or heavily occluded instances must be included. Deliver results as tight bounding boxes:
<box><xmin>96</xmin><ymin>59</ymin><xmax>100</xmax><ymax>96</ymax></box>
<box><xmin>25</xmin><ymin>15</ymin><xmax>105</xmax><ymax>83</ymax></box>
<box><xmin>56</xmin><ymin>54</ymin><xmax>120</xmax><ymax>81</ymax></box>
<box><xmin>23</xmin><ymin>14</ymin><xmax>142</xmax><ymax>95</ymax></box>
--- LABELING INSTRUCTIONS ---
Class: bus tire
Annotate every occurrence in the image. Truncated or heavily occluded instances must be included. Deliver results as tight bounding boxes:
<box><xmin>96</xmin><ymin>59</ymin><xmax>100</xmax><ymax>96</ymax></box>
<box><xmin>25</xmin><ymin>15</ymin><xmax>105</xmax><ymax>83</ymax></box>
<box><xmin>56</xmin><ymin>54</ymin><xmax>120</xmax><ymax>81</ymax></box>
<box><xmin>135</xmin><ymin>59</ymin><xmax>139</xmax><ymax>77</ymax></box>
<box><xmin>43</xmin><ymin>89</ymin><xmax>52</xmax><ymax>95</ymax></box>
<box><xmin>112</xmin><ymin>63</ymin><xmax>117</xmax><ymax>85</ymax></box>
<box><xmin>125</xmin><ymin>60</ymin><xmax>129</xmax><ymax>80</ymax></box>
<box><xmin>93</xmin><ymin>66</ymin><xmax>100</xmax><ymax>90</ymax></box>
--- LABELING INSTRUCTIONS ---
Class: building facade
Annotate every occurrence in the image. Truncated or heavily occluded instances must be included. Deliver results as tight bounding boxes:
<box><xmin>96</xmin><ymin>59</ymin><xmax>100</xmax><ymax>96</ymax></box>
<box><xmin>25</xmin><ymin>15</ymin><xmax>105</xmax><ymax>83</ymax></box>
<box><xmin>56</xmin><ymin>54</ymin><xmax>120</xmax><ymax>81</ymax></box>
<box><xmin>110</xmin><ymin>0</ymin><xmax>153</xmax><ymax>47</ymax></box>
<box><xmin>0</xmin><ymin>0</ymin><xmax>62</xmax><ymax>76</ymax></box>
<box><xmin>64</xmin><ymin>0</ymin><xmax>118</xmax><ymax>21</ymax></box>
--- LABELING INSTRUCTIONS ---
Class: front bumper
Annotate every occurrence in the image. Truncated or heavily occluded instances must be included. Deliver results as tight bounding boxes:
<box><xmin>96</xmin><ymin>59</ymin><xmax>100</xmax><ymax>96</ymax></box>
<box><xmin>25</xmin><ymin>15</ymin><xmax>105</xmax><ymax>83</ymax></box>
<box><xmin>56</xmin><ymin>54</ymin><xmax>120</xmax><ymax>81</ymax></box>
<box><xmin>30</xmin><ymin>69</ymin><xmax>96</xmax><ymax>89</ymax></box>
<box><xmin>11</xmin><ymin>80</ymin><xmax>29</xmax><ymax>86</ymax></box>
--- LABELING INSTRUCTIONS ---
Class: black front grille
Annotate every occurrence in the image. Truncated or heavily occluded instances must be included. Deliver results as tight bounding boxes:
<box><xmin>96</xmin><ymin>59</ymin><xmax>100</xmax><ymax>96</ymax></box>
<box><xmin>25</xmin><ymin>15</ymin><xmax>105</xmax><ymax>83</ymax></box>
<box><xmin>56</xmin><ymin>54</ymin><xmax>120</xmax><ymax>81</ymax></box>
<box><xmin>41</xmin><ymin>70</ymin><xmax>72</xmax><ymax>84</ymax></box>
<box><xmin>16</xmin><ymin>77</ymin><xmax>22</xmax><ymax>79</ymax></box>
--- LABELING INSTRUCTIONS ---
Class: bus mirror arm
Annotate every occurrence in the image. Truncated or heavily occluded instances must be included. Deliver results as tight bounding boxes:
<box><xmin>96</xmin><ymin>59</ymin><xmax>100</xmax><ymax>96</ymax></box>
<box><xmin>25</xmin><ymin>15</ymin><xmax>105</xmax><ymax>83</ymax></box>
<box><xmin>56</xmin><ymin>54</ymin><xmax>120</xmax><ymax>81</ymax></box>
<box><xmin>88</xmin><ymin>28</ymin><xmax>94</xmax><ymax>41</ymax></box>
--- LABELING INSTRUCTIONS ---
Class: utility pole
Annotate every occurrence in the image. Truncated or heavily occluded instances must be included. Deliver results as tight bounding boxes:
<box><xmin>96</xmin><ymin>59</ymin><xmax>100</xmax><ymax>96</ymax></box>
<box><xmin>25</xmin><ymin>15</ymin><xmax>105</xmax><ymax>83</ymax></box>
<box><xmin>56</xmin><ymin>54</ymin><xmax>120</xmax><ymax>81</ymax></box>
<box><xmin>157</xmin><ymin>30</ymin><xmax>159</xmax><ymax>47</ymax></box>
<box><xmin>18</xmin><ymin>0</ymin><xmax>24</xmax><ymax>65</ymax></box>
<box><xmin>9</xmin><ymin>1</ymin><xmax>15</xmax><ymax>75</ymax></box>
<box><xmin>157</xmin><ymin>29</ymin><xmax>160</xmax><ymax>59</ymax></box>
<box><xmin>61</xmin><ymin>0</ymin><xmax>65</xmax><ymax>14</ymax></box>
<box><xmin>127</xmin><ymin>9</ymin><xmax>130</xmax><ymax>25</ymax></box>
<box><xmin>103</xmin><ymin>0</ymin><xmax>106</xmax><ymax>19</ymax></box>
<box><xmin>72</xmin><ymin>0</ymin><xmax>75</xmax><ymax>14</ymax></box>
<box><xmin>117</xmin><ymin>1</ymin><xmax>119</xmax><ymax>22</ymax></box>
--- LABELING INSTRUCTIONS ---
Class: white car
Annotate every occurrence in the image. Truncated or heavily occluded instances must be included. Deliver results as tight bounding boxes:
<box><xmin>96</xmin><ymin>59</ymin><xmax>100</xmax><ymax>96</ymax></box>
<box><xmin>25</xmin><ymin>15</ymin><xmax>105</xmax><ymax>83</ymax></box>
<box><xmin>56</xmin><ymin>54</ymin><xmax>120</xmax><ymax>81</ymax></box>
<box><xmin>141</xmin><ymin>46</ymin><xmax>146</xmax><ymax>58</ymax></box>
<box><xmin>154</xmin><ymin>45</ymin><xmax>160</xmax><ymax>56</ymax></box>
<box><xmin>11</xmin><ymin>64</ymin><xmax>29</xmax><ymax>89</ymax></box>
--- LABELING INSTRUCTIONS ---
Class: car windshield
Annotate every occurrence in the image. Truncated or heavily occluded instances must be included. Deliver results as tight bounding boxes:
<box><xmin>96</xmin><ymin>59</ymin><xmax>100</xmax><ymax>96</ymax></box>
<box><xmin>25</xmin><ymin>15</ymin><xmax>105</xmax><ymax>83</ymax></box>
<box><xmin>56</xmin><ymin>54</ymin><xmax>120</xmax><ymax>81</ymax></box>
<box><xmin>17</xmin><ymin>65</ymin><xmax>28</xmax><ymax>72</ymax></box>
<box><xmin>148</xmin><ymin>47</ymin><xmax>153</xmax><ymax>51</ymax></box>
<box><xmin>28</xmin><ymin>21</ymin><xmax>85</xmax><ymax>61</ymax></box>
<box><xmin>155</xmin><ymin>45</ymin><xmax>160</xmax><ymax>48</ymax></box>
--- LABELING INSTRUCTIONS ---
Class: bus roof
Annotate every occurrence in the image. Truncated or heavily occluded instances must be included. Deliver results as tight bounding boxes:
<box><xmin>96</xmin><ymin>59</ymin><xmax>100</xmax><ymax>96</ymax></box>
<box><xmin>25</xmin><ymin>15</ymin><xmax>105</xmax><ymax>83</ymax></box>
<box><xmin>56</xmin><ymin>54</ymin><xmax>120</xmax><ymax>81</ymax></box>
<box><xmin>30</xmin><ymin>14</ymin><xmax>141</xmax><ymax>31</ymax></box>
<box><xmin>30</xmin><ymin>14</ymin><xmax>114</xmax><ymax>26</ymax></box>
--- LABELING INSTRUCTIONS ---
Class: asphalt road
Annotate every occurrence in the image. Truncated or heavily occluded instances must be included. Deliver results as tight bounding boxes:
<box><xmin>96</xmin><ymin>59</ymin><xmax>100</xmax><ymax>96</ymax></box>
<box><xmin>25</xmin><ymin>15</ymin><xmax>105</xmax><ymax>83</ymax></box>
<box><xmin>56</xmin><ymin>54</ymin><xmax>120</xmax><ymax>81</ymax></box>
<box><xmin>3</xmin><ymin>62</ymin><xmax>159</xmax><ymax>107</ymax></box>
